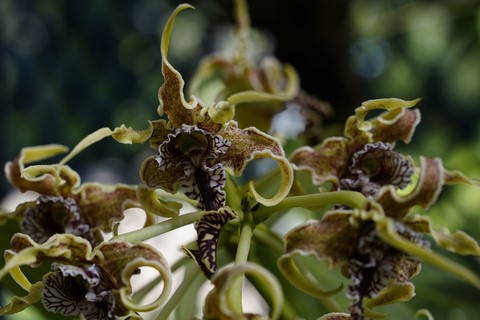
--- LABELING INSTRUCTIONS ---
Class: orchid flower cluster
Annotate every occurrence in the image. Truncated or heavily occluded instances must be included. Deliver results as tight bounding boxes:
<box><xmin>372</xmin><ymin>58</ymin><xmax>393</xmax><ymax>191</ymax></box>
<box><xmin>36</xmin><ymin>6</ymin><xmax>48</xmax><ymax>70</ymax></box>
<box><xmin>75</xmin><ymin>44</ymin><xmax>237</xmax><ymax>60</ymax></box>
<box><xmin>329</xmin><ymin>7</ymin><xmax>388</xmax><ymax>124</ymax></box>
<box><xmin>1</xmin><ymin>2</ymin><xmax>480</xmax><ymax>320</ymax></box>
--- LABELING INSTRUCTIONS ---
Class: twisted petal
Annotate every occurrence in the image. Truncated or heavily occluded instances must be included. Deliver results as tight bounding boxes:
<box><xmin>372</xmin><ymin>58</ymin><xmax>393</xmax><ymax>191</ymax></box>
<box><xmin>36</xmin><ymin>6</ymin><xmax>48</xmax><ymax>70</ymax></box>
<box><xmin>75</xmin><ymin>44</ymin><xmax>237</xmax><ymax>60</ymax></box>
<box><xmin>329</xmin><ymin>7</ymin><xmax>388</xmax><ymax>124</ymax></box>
<box><xmin>1</xmin><ymin>234</ymin><xmax>173</xmax><ymax>313</ymax></box>
<box><xmin>183</xmin><ymin>208</ymin><xmax>237</xmax><ymax>278</ymax></box>
<box><xmin>158</xmin><ymin>4</ymin><xmax>208</xmax><ymax>129</ymax></box>
<box><xmin>97</xmin><ymin>241</ymin><xmax>172</xmax><ymax>312</ymax></box>
<box><xmin>406</xmin><ymin>215</ymin><xmax>480</xmax><ymax>256</ymax></box>
<box><xmin>0</xmin><ymin>281</ymin><xmax>43</xmax><ymax>316</ymax></box>
<box><xmin>204</xmin><ymin>263</ymin><xmax>283</xmax><ymax>320</ymax></box>
<box><xmin>370</xmin><ymin>108</ymin><xmax>421</xmax><ymax>144</ymax></box>
<box><xmin>375</xmin><ymin>217</ymin><xmax>480</xmax><ymax>289</ymax></box>
<box><xmin>5</xmin><ymin>145</ymin><xmax>79</xmax><ymax>195</ymax></box>
<box><xmin>377</xmin><ymin>157</ymin><xmax>443</xmax><ymax>219</ymax></box>
<box><xmin>136</xmin><ymin>184</ymin><xmax>182</xmax><ymax>218</ymax></box>
<box><xmin>218</xmin><ymin>122</ymin><xmax>294</xmax><ymax>206</ymax></box>
<box><xmin>363</xmin><ymin>283</ymin><xmax>415</xmax><ymax>319</ymax></box>
<box><xmin>344</xmin><ymin>98</ymin><xmax>421</xmax><ymax>142</ymax></box>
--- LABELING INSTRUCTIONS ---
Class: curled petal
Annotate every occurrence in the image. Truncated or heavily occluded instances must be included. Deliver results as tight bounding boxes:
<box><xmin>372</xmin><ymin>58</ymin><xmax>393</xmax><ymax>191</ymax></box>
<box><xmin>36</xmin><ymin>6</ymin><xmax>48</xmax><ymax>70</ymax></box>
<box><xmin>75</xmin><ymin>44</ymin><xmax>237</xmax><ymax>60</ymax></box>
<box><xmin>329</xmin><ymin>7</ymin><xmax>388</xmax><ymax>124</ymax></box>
<box><xmin>204</xmin><ymin>263</ymin><xmax>283</xmax><ymax>320</ymax></box>
<box><xmin>375</xmin><ymin>217</ymin><xmax>480</xmax><ymax>289</ymax></box>
<box><xmin>415</xmin><ymin>309</ymin><xmax>435</xmax><ymax>320</ymax></box>
<box><xmin>363</xmin><ymin>283</ymin><xmax>415</xmax><ymax>319</ymax></box>
<box><xmin>346</xmin><ymin>98</ymin><xmax>421</xmax><ymax>139</ymax></box>
<box><xmin>377</xmin><ymin>157</ymin><xmax>444</xmax><ymax>219</ymax></box>
<box><xmin>0</xmin><ymin>234</ymin><xmax>94</xmax><ymax>284</ymax></box>
<box><xmin>219</xmin><ymin>122</ymin><xmax>294</xmax><ymax>205</ymax></box>
<box><xmin>76</xmin><ymin>183</ymin><xmax>139</xmax><ymax>232</ymax></box>
<box><xmin>5</xmin><ymin>145</ymin><xmax>79</xmax><ymax>195</ymax></box>
<box><xmin>94</xmin><ymin>242</ymin><xmax>172</xmax><ymax>312</ymax></box>
<box><xmin>119</xmin><ymin>258</ymin><xmax>172</xmax><ymax>312</ymax></box>
<box><xmin>248</xmin><ymin>154</ymin><xmax>293</xmax><ymax>206</ymax></box>
<box><xmin>110</xmin><ymin>122</ymin><xmax>153</xmax><ymax>144</ymax></box>
<box><xmin>0</xmin><ymin>281</ymin><xmax>43</xmax><ymax>316</ymax></box>
<box><xmin>136</xmin><ymin>184</ymin><xmax>182</xmax><ymax>218</ymax></box>
<box><xmin>95</xmin><ymin>241</ymin><xmax>170</xmax><ymax>286</ymax></box>
<box><xmin>218</xmin><ymin>122</ymin><xmax>284</xmax><ymax>173</ymax></box>
<box><xmin>370</xmin><ymin>108</ymin><xmax>421</xmax><ymax>144</ymax></box>
<box><xmin>60</xmin><ymin>125</ymin><xmax>153</xmax><ymax>166</ymax></box>
<box><xmin>407</xmin><ymin>215</ymin><xmax>480</xmax><ymax>256</ymax></box>
<box><xmin>183</xmin><ymin>208</ymin><xmax>237</xmax><ymax>278</ymax></box>
<box><xmin>278</xmin><ymin>254</ymin><xmax>343</xmax><ymax>298</ymax></box>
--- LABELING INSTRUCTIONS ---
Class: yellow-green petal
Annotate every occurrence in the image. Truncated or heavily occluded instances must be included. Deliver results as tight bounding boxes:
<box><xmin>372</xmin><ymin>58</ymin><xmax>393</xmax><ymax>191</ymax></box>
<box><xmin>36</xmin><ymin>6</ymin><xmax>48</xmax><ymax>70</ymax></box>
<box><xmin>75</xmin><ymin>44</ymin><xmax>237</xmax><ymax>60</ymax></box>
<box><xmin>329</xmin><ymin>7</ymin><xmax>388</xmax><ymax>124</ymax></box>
<box><xmin>204</xmin><ymin>263</ymin><xmax>283</xmax><ymax>320</ymax></box>
<box><xmin>136</xmin><ymin>184</ymin><xmax>181</xmax><ymax>218</ymax></box>
<box><xmin>278</xmin><ymin>254</ymin><xmax>343</xmax><ymax>298</ymax></box>
<box><xmin>376</xmin><ymin>217</ymin><xmax>480</xmax><ymax>289</ymax></box>
<box><xmin>218</xmin><ymin>122</ymin><xmax>293</xmax><ymax>206</ymax></box>
<box><xmin>364</xmin><ymin>282</ymin><xmax>415</xmax><ymax>318</ymax></box>
<box><xmin>0</xmin><ymin>281</ymin><xmax>43</xmax><ymax>316</ymax></box>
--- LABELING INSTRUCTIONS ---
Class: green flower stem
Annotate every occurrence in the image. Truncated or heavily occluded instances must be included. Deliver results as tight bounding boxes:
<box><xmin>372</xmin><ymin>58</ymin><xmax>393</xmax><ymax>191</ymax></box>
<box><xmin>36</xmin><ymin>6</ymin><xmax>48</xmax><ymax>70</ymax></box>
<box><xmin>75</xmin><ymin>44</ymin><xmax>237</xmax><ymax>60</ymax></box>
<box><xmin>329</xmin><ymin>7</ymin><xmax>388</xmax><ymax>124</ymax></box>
<box><xmin>155</xmin><ymin>260</ymin><xmax>202</xmax><ymax>320</ymax></box>
<box><xmin>253</xmin><ymin>191</ymin><xmax>369</xmax><ymax>224</ymax></box>
<box><xmin>225</xmin><ymin>175</ymin><xmax>242</xmax><ymax>212</ymax></box>
<box><xmin>228</xmin><ymin>197</ymin><xmax>256</xmax><ymax>315</ymax></box>
<box><xmin>235</xmin><ymin>215</ymin><xmax>254</xmax><ymax>265</ymax></box>
<box><xmin>112</xmin><ymin>211</ymin><xmax>202</xmax><ymax>243</ymax></box>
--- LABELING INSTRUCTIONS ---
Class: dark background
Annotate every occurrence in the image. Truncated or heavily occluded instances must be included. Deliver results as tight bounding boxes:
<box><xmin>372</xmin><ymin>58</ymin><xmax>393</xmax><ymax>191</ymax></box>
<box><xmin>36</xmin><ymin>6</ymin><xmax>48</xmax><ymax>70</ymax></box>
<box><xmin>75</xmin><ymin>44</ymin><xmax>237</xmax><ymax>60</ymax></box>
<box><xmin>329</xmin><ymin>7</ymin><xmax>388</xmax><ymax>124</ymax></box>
<box><xmin>2</xmin><ymin>0</ymin><xmax>480</xmax><ymax>195</ymax></box>
<box><xmin>1</xmin><ymin>1</ymin><xmax>480</xmax><ymax>318</ymax></box>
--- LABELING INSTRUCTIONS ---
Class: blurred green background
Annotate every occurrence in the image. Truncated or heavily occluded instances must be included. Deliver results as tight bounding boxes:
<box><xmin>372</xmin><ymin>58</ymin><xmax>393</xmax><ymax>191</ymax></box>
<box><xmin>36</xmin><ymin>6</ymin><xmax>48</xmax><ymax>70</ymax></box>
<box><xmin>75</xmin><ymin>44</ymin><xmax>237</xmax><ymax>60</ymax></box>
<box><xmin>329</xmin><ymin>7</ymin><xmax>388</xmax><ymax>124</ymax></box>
<box><xmin>1</xmin><ymin>0</ymin><xmax>480</xmax><ymax>319</ymax></box>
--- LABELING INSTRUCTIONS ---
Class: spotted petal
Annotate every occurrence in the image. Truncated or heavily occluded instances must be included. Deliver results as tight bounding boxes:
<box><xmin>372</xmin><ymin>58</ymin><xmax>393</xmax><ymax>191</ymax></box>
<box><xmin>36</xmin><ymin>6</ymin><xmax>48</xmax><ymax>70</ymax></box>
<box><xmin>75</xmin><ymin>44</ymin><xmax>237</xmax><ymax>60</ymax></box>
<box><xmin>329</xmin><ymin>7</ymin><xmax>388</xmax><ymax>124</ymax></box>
<box><xmin>158</xmin><ymin>4</ymin><xmax>206</xmax><ymax>129</ymax></box>
<box><xmin>290</xmin><ymin>138</ymin><xmax>349</xmax><ymax>187</ymax></box>
<box><xmin>1</xmin><ymin>233</ymin><xmax>173</xmax><ymax>313</ymax></box>
<box><xmin>75</xmin><ymin>183</ymin><xmax>138</xmax><ymax>233</ymax></box>
<box><xmin>284</xmin><ymin>211</ymin><xmax>359</xmax><ymax>268</ymax></box>
<box><xmin>97</xmin><ymin>241</ymin><xmax>173</xmax><ymax>312</ymax></box>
